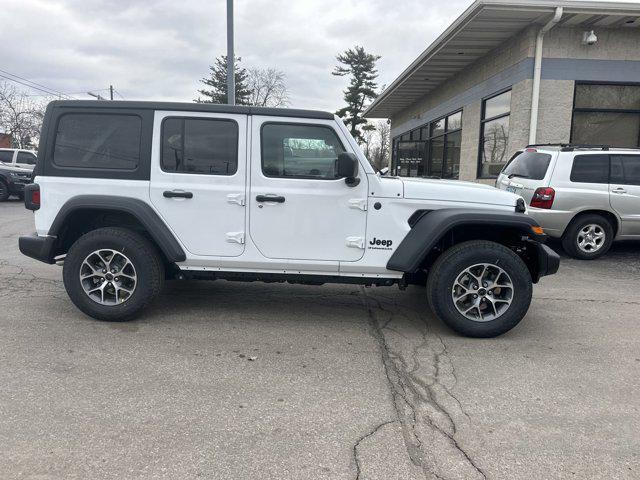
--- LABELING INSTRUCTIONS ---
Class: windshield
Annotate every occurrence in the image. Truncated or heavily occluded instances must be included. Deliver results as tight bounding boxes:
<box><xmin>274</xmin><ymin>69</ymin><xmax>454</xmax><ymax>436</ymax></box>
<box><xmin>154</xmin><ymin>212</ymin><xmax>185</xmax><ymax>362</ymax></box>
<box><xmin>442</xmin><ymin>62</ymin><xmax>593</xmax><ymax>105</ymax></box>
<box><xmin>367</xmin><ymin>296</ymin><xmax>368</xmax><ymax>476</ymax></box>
<box><xmin>502</xmin><ymin>151</ymin><xmax>552</xmax><ymax>180</ymax></box>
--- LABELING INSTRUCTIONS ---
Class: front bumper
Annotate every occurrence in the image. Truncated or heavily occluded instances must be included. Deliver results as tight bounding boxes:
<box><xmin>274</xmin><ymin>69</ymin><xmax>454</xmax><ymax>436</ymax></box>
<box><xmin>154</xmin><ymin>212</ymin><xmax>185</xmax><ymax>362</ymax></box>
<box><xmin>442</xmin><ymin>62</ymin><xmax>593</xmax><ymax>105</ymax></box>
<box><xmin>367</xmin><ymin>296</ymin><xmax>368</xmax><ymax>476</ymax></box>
<box><xmin>532</xmin><ymin>242</ymin><xmax>560</xmax><ymax>282</ymax></box>
<box><xmin>18</xmin><ymin>234</ymin><xmax>57</xmax><ymax>264</ymax></box>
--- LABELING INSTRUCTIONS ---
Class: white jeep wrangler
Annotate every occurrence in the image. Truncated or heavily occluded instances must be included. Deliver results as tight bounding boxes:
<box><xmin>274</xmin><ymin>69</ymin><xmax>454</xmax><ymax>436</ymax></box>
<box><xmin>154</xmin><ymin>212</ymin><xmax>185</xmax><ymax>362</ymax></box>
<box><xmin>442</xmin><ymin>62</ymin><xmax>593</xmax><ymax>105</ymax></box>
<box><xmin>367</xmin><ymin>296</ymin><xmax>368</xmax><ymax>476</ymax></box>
<box><xmin>19</xmin><ymin>101</ymin><xmax>559</xmax><ymax>337</ymax></box>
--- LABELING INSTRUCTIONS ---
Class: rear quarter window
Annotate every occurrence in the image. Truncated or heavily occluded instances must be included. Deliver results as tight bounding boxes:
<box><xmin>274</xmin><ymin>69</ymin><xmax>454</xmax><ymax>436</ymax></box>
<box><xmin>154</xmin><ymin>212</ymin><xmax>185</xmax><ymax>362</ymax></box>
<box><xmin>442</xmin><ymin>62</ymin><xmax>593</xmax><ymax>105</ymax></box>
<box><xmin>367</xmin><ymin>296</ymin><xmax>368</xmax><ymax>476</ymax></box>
<box><xmin>53</xmin><ymin>113</ymin><xmax>141</xmax><ymax>170</ymax></box>
<box><xmin>570</xmin><ymin>154</ymin><xmax>609</xmax><ymax>184</ymax></box>
<box><xmin>502</xmin><ymin>151</ymin><xmax>551</xmax><ymax>180</ymax></box>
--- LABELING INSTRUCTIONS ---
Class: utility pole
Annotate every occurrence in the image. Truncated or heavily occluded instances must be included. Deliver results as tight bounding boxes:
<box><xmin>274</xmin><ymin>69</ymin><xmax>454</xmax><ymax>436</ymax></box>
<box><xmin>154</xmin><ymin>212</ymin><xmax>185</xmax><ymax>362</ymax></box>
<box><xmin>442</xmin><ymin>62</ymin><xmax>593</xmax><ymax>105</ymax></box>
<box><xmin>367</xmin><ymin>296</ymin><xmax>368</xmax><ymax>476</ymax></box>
<box><xmin>109</xmin><ymin>85</ymin><xmax>114</xmax><ymax>100</ymax></box>
<box><xmin>226</xmin><ymin>0</ymin><xmax>235</xmax><ymax>105</ymax></box>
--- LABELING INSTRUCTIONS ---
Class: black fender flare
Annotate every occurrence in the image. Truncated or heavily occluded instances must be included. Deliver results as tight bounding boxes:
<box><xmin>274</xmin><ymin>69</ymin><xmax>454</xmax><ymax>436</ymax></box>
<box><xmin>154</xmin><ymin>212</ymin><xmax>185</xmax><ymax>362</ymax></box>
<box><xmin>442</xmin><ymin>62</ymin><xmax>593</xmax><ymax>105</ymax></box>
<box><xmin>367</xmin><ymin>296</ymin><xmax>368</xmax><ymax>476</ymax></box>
<box><xmin>386</xmin><ymin>208</ymin><xmax>544</xmax><ymax>273</ymax></box>
<box><xmin>48</xmin><ymin>195</ymin><xmax>186</xmax><ymax>262</ymax></box>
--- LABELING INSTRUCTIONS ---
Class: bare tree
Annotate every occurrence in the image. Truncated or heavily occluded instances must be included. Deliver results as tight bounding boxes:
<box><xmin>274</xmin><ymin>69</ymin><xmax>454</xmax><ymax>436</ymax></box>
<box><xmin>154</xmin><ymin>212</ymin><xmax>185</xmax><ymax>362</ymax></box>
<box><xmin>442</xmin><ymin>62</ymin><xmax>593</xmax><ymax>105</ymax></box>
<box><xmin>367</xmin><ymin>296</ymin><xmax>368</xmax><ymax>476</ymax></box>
<box><xmin>374</xmin><ymin>120</ymin><xmax>391</xmax><ymax>170</ymax></box>
<box><xmin>360</xmin><ymin>120</ymin><xmax>390</xmax><ymax>171</ymax></box>
<box><xmin>246</xmin><ymin>68</ymin><xmax>289</xmax><ymax>107</ymax></box>
<box><xmin>0</xmin><ymin>82</ymin><xmax>47</xmax><ymax>149</ymax></box>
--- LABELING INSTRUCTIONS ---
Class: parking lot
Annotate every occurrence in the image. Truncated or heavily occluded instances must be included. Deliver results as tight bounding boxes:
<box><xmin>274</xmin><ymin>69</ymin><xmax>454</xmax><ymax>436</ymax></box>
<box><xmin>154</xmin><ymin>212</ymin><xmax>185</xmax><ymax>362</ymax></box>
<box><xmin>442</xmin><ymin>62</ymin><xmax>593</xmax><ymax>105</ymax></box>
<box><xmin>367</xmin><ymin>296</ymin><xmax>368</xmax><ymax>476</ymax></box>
<box><xmin>0</xmin><ymin>198</ymin><xmax>638</xmax><ymax>480</ymax></box>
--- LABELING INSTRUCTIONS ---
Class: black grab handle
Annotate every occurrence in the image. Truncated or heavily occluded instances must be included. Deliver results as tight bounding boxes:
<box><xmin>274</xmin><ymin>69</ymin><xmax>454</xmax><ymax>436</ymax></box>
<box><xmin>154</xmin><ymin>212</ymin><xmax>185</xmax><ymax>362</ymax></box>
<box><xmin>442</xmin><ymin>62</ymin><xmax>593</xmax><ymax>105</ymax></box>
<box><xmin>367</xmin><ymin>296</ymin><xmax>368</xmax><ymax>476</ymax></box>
<box><xmin>256</xmin><ymin>195</ymin><xmax>285</xmax><ymax>203</ymax></box>
<box><xmin>163</xmin><ymin>191</ymin><xmax>193</xmax><ymax>199</ymax></box>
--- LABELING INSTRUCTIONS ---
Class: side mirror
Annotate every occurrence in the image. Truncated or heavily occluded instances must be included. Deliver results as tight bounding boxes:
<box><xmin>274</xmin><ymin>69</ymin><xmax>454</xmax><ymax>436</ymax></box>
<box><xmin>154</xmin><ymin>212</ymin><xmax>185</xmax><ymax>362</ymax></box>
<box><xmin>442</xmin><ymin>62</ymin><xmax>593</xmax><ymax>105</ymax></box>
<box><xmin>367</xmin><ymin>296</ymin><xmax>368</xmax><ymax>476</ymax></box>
<box><xmin>336</xmin><ymin>152</ymin><xmax>360</xmax><ymax>187</ymax></box>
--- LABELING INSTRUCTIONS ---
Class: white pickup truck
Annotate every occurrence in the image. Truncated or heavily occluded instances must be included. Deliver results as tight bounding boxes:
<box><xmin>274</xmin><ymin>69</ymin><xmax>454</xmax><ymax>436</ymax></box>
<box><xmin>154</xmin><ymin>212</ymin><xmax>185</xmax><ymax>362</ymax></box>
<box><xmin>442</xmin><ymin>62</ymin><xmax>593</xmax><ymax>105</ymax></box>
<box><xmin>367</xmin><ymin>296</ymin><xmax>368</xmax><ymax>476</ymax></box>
<box><xmin>19</xmin><ymin>101</ymin><xmax>559</xmax><ymax>337</ymax></box>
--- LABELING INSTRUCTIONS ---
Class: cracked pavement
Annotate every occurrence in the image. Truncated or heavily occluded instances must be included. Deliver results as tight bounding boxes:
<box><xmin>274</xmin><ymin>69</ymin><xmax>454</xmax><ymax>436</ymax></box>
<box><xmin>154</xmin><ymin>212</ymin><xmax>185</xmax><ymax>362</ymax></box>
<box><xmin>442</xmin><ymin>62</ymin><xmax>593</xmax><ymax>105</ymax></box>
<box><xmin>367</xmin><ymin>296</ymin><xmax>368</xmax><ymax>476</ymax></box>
<box><xmin>1</xmin><ymin>200</ymin><xmax>639</xmax><ymax>479</ymax></box>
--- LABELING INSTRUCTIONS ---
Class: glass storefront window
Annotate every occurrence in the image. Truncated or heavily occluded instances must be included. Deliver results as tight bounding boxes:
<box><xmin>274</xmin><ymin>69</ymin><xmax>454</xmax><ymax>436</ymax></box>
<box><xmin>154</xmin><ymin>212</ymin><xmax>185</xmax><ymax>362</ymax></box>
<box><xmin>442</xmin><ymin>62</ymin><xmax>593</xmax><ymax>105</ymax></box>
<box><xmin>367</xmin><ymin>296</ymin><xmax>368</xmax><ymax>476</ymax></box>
<box><xmin>571</xmin><ymin>84</ymin><xmax>640</xmax><ymax>148</ymax></box>
<box><xmin>479</xmin><ymin>89</ymin><xmax>511</xmax><ymax>178</ymax></box>
<box><xmin>446</xmin><ymin>111</ymin><xmax>462</xmax><ymax>131</ymax></box>
<box><xmin>391</xmin><ymin>109</ymin><xmax>462</xmax><ymax>180</ymax></box>
<box><xmin>429</xmin><ymin>137</ymin><xmax>444</xmax><ymax>177</ymax></box>
<box><xmin>396</xmin><ymin>141</ymin><xmax>426</xmax><ymax>177</ymax></box>
<box><xmin>480</xmin><ymin>116</ymin><xmax>510</xmax><ymax>178</ymax></box>
<box><xmin>444</xmin><ymin>130</ymin><xmax>462</xmax><ymax>178</ymax></box>
<box><xmin>430</xmin><ymin>118</ymin><xmax>445</xmax><ymax>137</ymax></box>
<box><xmin>484</xmin><ymin>90</ymin><xmax>511</xmax><ymax>119</ymax></box>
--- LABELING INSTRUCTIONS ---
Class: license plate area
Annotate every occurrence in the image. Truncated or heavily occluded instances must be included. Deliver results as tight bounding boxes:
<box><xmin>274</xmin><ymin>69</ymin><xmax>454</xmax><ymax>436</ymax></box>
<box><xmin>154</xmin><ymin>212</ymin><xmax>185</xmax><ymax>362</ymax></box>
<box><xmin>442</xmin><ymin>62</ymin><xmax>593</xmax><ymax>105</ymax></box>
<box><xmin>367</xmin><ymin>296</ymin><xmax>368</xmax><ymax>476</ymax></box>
<box><xmin>506</xmin><ymin>185</ymin><xmax>519</xmax><ymax>193</ymax></box>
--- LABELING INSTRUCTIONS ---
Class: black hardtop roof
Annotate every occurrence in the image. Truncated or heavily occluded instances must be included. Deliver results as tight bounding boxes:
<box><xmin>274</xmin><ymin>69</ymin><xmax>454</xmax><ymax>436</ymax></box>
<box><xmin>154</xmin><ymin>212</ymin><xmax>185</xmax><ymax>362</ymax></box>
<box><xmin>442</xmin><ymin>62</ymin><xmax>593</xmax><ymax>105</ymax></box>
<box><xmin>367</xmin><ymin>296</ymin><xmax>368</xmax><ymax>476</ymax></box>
<box><xmin>47</xmin><ymin>100</ymin><xmax>335</xmax><ymax>120</ymax></box>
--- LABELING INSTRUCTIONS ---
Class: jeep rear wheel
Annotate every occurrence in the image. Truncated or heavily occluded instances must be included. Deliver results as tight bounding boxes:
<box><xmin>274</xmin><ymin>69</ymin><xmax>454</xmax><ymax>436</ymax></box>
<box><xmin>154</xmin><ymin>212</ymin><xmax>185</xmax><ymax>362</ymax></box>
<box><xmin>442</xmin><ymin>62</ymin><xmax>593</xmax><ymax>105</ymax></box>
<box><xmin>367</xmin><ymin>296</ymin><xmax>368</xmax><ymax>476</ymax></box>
<box><xmin>426</xmin><ymin>240</ymin><xmax>533</xmax><ymax>338</ymax></box>
<box><xmin>63</xmin><ymin>227</ymin><xmax>164</xmax><ymax>321</ymax></box>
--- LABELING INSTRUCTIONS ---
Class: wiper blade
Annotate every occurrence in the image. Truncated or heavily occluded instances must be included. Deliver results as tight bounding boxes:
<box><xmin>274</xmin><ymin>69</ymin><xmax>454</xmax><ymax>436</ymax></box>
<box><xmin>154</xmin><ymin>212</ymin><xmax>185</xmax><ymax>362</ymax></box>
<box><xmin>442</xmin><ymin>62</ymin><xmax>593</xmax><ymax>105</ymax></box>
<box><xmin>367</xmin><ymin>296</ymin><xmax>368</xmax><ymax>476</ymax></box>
<box><xmin>508</xmin><ymin>173</ymin><xmax>530</xmax><ymax>179</ymax></box>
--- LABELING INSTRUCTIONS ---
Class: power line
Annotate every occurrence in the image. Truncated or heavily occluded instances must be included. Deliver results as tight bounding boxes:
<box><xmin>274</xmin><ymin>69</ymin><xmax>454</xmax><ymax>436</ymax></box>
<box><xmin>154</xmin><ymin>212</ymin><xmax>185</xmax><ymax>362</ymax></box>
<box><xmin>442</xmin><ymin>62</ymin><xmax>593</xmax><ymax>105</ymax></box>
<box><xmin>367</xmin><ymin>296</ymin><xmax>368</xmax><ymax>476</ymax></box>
<box><xmin>0</xmin><ymin>69</ymin><xmax>76</xmax><ymax>99</ymax></box>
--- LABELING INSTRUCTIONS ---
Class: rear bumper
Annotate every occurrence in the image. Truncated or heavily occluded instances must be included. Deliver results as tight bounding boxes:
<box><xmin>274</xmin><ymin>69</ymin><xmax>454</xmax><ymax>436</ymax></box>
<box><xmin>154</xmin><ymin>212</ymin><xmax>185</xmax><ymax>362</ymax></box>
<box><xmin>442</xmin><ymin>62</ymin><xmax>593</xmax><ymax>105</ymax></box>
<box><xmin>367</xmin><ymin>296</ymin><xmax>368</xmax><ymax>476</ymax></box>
<box><xmin>527</xmin><ymin>207</ymin><xmax>573</xmax><ymax>238</ymax></box>
<box><xmin>18</xmin><ymin>234</ymin><xmax>57</xmax><ymax>264</ymax></box>
<box><xmin>533</xmin><ymin>242</ymin><xmax>560</xmax><ymax>282</ymax></box>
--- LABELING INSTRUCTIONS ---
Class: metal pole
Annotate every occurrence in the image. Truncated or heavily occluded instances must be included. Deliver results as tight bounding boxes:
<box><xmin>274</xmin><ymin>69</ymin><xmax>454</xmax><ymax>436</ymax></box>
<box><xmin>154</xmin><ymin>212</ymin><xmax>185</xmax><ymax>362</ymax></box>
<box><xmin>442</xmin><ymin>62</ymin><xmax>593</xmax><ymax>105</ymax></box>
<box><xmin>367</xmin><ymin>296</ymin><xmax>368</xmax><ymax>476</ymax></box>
<box><xmin>109</xmin><ymin>85</ymin><xmax>114</xmax><ymax>100</ymax></box>
<box><xmin>226</xmin><ymin>0</ymin><xmax>235</xmax><ymax>105</ymax></box>
<box><xmin>528</xmin><ymin>7</ymin><xmax>562</xmax><ymax>144</ymax></box>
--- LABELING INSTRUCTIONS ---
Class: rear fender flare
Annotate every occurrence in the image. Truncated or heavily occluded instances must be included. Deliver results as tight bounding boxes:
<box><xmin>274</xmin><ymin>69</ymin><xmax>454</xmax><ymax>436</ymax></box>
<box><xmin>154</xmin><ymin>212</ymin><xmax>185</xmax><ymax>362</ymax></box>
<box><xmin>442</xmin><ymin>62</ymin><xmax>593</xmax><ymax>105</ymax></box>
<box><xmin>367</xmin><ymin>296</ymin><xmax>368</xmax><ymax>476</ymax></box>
<box><xmin>48</xmin><ymin>195</ymin><xmax>186</xmax><ymax>263</ymax></box>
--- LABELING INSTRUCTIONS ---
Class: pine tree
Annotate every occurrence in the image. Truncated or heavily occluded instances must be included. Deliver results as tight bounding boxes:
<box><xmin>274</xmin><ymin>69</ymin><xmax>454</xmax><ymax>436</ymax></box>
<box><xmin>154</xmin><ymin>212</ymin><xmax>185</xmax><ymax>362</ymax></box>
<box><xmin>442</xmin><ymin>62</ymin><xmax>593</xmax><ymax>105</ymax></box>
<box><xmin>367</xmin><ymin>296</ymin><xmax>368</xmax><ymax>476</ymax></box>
<box><xmin>332</xmin><ymin>46</ymin><xmax>381</xmax><ymax>142</ymax></box>
<box><xmin>197</xmin><ymin>55</ymin><xmax>251</xmax><ymax>105</ymax></box>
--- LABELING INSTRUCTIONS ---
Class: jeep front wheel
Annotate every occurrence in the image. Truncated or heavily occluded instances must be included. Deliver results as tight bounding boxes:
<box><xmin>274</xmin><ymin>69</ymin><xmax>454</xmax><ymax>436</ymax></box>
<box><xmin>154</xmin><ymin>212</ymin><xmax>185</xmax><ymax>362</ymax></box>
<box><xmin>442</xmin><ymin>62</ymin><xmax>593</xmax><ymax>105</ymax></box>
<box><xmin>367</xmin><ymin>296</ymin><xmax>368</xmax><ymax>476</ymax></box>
<box><xmin>426</xmin><ymin>240</ymin><xmax>533</xmax><ymax>338</ymax></box>
<box><xmin>63</xmin><ymin>227</ymin><xmax>164</xmax><ymax>321</ymax></box>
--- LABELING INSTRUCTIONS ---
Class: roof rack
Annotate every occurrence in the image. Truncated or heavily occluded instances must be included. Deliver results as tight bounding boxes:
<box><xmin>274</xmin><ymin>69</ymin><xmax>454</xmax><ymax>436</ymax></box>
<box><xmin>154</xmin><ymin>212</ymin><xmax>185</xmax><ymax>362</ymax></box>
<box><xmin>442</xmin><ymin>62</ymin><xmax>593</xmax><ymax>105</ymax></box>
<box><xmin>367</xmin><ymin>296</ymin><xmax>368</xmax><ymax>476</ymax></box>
<box><xmin>525</xmin><ymin>143</ymin><xmax>612</xmax><ymax>151</ymax></box>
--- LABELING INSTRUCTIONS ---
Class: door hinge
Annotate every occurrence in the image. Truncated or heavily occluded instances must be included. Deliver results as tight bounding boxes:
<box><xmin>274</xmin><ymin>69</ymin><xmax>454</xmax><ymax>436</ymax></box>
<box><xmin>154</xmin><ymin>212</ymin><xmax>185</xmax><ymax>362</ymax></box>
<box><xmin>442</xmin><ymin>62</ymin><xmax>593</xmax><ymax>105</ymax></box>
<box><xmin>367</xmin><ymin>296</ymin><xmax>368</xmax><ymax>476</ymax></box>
<box><xmin>348</xmin><ymin>198</ymin><xmax>367</xmax><ymax>211</ymax></box>
<box><xmin>225</xmin><ymin>231</ymin><xmax>245</xmax><ymax>244</ymax></box>
<box><xmin>227</xmin><ymin>193</ymin><xmax>245</xmax><ymax>206</ymax></box>
<box><xmin>346</xmin><ymin>236</ymin><xmax>365</xmax><ymax>249</ymax></box>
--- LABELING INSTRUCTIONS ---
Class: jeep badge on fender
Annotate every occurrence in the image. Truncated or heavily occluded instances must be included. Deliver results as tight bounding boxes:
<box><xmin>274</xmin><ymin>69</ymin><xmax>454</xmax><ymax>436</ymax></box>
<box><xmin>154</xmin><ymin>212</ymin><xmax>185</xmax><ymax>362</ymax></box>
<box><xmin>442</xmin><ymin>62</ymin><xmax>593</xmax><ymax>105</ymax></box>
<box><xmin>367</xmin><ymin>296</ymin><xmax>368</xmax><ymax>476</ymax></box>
<box><xmin>369</xmin><ymin>237</ymin><xmax>393</xmax><ymax>249</ymax></box>
<box><xmin>18</xmin><ymin>100</ymin><xmax>559</xmax><ymax>338</ymax></box>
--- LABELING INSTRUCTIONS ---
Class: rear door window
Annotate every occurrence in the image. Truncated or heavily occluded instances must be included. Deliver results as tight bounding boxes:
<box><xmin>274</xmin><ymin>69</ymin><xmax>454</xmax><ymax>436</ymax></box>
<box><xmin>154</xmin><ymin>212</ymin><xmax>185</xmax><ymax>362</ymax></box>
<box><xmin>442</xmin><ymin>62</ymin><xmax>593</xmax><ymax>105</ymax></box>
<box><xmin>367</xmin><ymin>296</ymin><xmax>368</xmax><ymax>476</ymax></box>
<box><xmin>611</xmin><ymin>155</ymin><xmax>640</xmax><ymax>186</ymax></box>
<box><xmin>570</xmin><ymin>154</ymin><xmax>610</xmax><ymax>184</ymax></box>
<box><xmin>53</xmin><ymin>113</ymin><xmax>141</xmax><ymax>170</ymax></box>
<box><xmin>0</xmin><ymin>151</ymin><xmax>13</xmax><ymax>163</ymax></box>
<box><xmin>502</xmin><ymin>151</ymin><xmax>551</xmax><ymax>180</ymax></box>
<box><xmin>161</xmin><ymin>117</ymin><xmax>238</xmax><ymax>175</ymax></box>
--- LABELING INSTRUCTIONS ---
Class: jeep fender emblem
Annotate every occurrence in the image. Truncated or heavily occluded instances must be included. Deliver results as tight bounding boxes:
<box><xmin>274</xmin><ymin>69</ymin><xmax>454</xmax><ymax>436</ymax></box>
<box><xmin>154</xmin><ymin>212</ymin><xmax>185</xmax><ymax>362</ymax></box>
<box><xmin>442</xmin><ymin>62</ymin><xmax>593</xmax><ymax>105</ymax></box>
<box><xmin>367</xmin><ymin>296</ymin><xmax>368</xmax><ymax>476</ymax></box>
<box><xmin>368</xmin><ymin>237</ymin><xmax>393</xmax><ymax>250</ymax></box>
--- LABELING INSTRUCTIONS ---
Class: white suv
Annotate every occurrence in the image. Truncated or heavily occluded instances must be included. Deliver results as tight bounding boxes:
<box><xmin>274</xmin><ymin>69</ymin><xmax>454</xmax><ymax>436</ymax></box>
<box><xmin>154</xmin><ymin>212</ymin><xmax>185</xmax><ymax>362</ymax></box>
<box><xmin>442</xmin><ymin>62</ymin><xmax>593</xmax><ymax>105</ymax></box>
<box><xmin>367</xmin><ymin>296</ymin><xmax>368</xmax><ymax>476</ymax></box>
<box><xmin>496</xmin><ymin>145</ymin><xmax>640</xmax><ymax>259</ymax></box>
<box><xmin>0</xmin><ymin>148</ymin><xmax>37</xmax><ymax>170</ymax></box>
<box><xmin>19</xmin><ymin>101</ymin><xmax>558</xmax><ymax>337</ymax></box>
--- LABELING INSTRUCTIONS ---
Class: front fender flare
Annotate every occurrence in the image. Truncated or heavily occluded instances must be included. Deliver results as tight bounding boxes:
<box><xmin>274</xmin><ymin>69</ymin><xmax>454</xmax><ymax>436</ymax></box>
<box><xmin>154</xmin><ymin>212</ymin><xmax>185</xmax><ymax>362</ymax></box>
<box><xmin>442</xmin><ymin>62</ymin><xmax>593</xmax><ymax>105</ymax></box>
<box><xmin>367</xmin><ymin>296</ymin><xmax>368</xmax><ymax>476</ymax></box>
<box><xmin>387</xmin><ymin>208</ymin><xmax>542</xmax><ymax>273</ymax></box>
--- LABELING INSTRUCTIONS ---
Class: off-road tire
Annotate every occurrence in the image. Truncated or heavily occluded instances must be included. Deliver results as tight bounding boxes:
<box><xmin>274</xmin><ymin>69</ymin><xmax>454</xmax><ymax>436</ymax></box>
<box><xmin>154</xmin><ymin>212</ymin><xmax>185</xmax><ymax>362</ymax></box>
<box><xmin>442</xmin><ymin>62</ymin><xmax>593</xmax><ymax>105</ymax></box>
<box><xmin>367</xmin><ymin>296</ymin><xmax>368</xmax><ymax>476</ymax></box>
<box><xmin>63</xmin><ymin>227</ymin><xmax>164</xmax><ymax>321</ymax></box>
<box><xmin>0</xmin><ymin>180</ymin><xmax>9</xmax><ymax>202</ymax></box>
<box><xmin>561</xmin><ymin>214</ymin><xmax>613</xmax><ymax>260</ymax></box>
<box><xmin>426</xmin><ymin>240</ymin><xmax>533</xmax><ymax>338</ymax></box>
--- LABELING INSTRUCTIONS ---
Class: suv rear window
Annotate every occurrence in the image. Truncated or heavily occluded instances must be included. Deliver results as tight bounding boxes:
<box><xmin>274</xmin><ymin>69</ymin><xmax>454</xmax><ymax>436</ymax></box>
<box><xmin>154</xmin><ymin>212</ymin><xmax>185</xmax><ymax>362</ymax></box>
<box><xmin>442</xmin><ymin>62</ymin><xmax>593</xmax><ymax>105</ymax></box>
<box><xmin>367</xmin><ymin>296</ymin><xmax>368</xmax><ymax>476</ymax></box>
<box><xmin>570</xmin><ymin>154</ymin><xmax>609</xmax><ymax>184</ymax></box>
<box><xmin>53</xmin><ymin>113</ymin><xmax>141</xmax><ymax>170</ymax></box>
<box><xmin>502</xmin><ymin>151</ymin><xmax>551</xmax><ymax>180</ymax></box>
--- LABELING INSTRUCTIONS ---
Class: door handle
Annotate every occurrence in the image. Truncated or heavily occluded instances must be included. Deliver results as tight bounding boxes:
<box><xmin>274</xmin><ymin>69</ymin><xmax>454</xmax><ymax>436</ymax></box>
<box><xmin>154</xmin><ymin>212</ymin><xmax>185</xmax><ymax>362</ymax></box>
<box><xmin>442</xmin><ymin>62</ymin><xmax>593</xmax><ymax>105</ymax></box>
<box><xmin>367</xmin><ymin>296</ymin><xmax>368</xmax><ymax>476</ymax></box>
<box><xmin>611</xmin><ymin>187</ymin><xmax>627</xmax><ymax>194</ymax></box>
<box><xmin>163</xmin><ymin>190</ymin><xmax>193</xmax><ymax>199</ymax></box>
<box><xmin>256</xmin><ymin>194</ymin><xmax>285</xmax><ymax>203</ymax></box>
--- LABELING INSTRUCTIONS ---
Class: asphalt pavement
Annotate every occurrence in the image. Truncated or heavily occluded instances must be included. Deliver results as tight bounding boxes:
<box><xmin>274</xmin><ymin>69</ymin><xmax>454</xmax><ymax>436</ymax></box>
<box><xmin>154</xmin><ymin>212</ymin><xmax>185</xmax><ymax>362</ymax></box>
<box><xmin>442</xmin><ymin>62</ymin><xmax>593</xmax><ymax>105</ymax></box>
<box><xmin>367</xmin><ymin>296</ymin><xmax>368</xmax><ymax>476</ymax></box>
<box><xmin>0</xmin><ymin>199</ymin><xmax>638</xmax><ymax>479</ymax></box>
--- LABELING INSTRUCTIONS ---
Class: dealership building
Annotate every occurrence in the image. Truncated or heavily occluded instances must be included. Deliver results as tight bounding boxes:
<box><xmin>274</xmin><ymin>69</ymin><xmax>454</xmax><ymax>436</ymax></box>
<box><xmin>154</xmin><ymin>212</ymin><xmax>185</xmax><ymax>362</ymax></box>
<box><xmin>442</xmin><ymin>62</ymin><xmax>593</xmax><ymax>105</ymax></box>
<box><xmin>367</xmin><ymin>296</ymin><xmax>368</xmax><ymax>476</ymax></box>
<box><xmin>364</xmin><ymin>0</ymin><xmax>640</xmax><ymax>182</ymax></box>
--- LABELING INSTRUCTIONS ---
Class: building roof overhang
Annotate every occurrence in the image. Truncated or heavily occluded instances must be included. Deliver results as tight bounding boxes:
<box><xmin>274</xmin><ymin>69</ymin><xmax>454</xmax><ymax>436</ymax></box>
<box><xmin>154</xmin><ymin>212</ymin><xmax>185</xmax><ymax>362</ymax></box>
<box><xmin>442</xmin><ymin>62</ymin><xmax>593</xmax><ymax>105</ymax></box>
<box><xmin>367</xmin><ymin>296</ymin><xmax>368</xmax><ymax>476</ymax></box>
<box><xmin>364</xmin><ymin>0</ymin><xmax>640</xmax><ymax>119</ymax></box>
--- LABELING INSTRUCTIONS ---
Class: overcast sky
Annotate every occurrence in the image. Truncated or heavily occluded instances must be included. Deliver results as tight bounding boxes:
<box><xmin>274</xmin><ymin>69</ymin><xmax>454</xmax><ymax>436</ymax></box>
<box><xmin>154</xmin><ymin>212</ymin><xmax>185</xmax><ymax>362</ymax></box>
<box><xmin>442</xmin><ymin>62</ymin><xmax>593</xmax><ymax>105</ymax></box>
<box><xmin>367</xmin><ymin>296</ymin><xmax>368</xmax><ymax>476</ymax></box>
<box><xmin>2</xmin><ymin>0</ymin><xmax>476</xmax><ymax>113</ymax></box>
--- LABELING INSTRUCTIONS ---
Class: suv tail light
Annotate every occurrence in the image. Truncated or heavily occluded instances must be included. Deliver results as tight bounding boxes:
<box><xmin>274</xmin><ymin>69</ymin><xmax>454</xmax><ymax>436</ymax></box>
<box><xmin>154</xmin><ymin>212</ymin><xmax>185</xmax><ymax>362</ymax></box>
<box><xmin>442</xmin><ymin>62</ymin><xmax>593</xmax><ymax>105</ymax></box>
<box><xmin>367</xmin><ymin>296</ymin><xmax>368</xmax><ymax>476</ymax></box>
<box><xmin>24</xmin><ymin>183</ymin><xmax>40</xmax><ymax>211</ymax></box>
<box><xmin>530</xmin><ymin>187</ymin><xmax>555</xmax><ymax>209</ymax></box>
